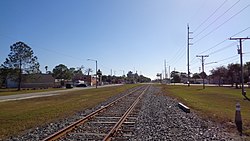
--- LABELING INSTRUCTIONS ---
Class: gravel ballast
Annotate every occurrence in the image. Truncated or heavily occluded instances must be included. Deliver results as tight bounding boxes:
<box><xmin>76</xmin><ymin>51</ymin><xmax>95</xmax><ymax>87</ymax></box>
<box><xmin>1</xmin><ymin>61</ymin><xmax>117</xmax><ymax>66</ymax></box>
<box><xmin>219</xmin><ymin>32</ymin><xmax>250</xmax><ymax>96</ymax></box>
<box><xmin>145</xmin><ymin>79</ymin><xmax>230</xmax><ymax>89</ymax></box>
<box><xmin>132</xmin><ymin>85</ymin><xmax>242</xmax><ymax>140</ymax></box>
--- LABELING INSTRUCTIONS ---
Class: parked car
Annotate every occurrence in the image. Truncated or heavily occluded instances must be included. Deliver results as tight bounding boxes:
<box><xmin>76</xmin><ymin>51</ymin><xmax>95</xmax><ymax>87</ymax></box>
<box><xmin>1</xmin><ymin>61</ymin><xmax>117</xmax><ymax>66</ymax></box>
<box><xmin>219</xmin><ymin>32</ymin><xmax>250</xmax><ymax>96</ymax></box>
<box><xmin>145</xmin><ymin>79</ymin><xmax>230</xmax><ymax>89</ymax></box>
<box><xmin>76</xmin><ymin>84</ymin><xmax>87</xmax><ymax>87</ymax></box>
<box><xmin>66</xmin><ymin>84</ymin><xmax>73</xmax><ymax>89</ymax></box>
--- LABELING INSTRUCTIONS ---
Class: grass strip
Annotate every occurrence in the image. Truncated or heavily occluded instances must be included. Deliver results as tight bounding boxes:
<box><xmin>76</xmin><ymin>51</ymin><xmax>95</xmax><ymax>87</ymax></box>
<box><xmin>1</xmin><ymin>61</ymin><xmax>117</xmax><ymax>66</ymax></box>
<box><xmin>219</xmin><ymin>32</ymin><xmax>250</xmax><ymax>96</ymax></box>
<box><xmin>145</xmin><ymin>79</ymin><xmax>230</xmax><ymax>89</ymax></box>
<box><xmin>0</xmin><ymin>84</ymin><xmax>139</xmax><ymax>139</ymax></box>
<box><xmin>0</xmin><ymin>88</ymin><xmax>64</xmax><ymax>96</ymax></box>
<box><xmin>161</xmin><ymin>85</ymin><xmax>250</xmax><ymax>136</ymax></box>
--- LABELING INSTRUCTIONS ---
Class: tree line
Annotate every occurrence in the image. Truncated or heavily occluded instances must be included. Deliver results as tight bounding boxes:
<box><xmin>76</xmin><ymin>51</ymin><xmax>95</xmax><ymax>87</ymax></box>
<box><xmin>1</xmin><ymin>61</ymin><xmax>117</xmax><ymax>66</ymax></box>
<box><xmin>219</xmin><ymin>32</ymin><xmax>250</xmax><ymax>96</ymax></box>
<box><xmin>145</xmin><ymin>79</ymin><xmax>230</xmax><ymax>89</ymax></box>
<box><xmin>0</xmin><ymin>41</ymin><xmax>151</xmax><ymax>90</ymax></box>
<box><xmin>209</xmin><ymin>62</ymin><xmax>250</xmax><ymax>88</ymax></box>
<box><xmin>169</xmin><ymin>62</ymin><xmax>250</xmax><ymax>88</ymax></box>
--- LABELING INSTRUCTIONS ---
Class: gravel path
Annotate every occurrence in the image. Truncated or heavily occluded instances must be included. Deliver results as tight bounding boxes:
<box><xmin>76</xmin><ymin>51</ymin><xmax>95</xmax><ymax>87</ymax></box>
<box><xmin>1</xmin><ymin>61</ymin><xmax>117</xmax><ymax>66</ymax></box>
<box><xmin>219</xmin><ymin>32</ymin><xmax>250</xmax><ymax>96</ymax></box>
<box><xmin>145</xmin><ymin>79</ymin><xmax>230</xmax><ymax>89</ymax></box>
<box><xmin>132</xmin><ymin>85</ymin><xmax>242</xmax><ymax>140</ymax></box>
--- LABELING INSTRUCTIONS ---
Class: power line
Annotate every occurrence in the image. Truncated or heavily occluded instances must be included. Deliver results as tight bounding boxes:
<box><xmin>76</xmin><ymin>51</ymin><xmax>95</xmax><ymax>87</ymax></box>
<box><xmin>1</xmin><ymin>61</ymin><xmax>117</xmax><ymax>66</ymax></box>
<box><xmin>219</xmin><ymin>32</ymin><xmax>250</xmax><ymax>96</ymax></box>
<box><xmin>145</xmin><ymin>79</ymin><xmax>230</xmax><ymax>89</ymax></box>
<box><xmin>208</xmin><ymin>37</ymin><xmax>250</xmax><ymax>56</ymax></box>
<box><xmin>193</xmin><ymin>0</ymin><xmax>228</xmax><ymax>32</ymax></box>
<box><xmin>171</xmin><ymin>49</ymin><xmax>186</xmax><ymax>65</ymax></box>
<box><xmin>215</xmin><ymin>55</ymin><xmax>238</xmax><ymax>63</ymax></box>
<box><xmin>194</xmin><ymin>3</ymin><xmax>249</xmax><ymax>44</ymax></box>
<box><xmin>193</xmin><ymin>0</ymin><xmax>241</xmax><ymax>39</ymax></box>
<box><xmin>187</xmin><ymin>0</ymin><xmax>207</xmax><ymax>24</ymax></box>
<box><xmin>168</xmin><ymin>45</ymin><xmax>185</xmax><ymax>63</ymax></box>
<box><xmin>169</xmin><ymin>26</ymin><xmax>249</xmax><ymax>70</ymax></box>
<box><xmin>0</xmin><ymin>33</ymin><xmax>86</xmax><ymax>62</ymax></box>
<box><xmin>208</xmin><ymin>42</ymin><xmax>237</xmax><ymax>55</ymax></box>
<box><xmin>198</xmin><ymin>26</ymin><xmax>250</xmax><ymax>54</ymax></box>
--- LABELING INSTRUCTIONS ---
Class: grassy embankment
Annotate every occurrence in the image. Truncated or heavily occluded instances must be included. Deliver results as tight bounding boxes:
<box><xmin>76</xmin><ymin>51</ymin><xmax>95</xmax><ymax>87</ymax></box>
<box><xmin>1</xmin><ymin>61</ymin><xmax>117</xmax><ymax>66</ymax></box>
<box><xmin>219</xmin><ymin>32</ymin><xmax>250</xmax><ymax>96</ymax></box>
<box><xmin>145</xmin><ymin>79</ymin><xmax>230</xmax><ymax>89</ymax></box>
<box><xmin>0</xmin><ymin>88</ymin><xmax>64</xmax><ymax>96</ymax></box>
<box><xmin>0</xmin><ymin>84</ymin><xmax>140</xmax><ymax>139</ymax></box>
<box><xmin>161</xmin><ymin>85</ymin><xmax>250</xmax><ymax>135</ymax></box>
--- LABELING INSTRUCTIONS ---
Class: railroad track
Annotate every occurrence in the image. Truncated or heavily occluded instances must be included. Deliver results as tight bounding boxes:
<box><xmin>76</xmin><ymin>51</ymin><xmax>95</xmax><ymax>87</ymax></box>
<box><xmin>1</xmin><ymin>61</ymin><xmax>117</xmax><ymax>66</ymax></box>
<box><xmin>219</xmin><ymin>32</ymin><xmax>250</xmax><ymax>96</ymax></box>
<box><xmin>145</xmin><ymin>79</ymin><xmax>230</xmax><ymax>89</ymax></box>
<box><xmin>43</xmin><ymin>85</ymin><xmax>150</xmax><ymax>141</ymax></box>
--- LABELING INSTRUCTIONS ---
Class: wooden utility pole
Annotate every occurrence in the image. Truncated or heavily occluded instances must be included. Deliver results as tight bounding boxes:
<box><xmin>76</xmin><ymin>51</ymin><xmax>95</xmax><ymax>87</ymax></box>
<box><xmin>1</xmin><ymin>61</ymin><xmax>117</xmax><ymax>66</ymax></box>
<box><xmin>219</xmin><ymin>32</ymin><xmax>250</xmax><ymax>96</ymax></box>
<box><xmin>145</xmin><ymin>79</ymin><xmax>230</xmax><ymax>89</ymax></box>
<box><xmin>164</xmin><ymin>59</ymin><xmax>167</xmax><ymax>79</ymax></box>
<box><xmin>230</xmin><ymin>37</ymin><xmax>250</xmax><ymax>99</ymax></box>
<box><xmin>187</xmin><ymin>24</ymin><xmax>193</xmax><ymax>86</ymax></box>
<box><xmin>196</xmin><ymin>55</ymin><xmax>209</xmax><ymax>89</ymax></box>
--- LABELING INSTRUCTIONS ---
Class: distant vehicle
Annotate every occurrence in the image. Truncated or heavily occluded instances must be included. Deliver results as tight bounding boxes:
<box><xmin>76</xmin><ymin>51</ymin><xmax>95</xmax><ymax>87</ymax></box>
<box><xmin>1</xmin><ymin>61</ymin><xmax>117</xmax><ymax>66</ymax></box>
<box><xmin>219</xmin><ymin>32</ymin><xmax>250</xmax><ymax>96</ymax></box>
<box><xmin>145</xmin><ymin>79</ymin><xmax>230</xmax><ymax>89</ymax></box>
<box><xmin>66</xmin><ymin>84</ymin><xmax>73</xmax><ymax>89</ymax></box>
<box><xmin>76</xmin><ymin>83</ymin><xmax>87</xmax><ymax>87</ymax></box>
<box><xmin>74</xmin><ymin>80</ymin><xmax>85</xmax><ymax>86</ymax></box>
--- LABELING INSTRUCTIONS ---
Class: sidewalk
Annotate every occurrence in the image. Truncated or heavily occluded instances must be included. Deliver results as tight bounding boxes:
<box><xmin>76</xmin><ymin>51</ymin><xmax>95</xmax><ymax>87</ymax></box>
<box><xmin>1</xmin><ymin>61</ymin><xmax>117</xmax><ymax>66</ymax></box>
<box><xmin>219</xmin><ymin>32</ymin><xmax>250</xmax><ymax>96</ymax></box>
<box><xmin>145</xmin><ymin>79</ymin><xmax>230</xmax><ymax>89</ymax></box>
<box><xmin>0</xmin><ymin>84</ymin><xmax>122</xmax><ymax>102</ymax></box>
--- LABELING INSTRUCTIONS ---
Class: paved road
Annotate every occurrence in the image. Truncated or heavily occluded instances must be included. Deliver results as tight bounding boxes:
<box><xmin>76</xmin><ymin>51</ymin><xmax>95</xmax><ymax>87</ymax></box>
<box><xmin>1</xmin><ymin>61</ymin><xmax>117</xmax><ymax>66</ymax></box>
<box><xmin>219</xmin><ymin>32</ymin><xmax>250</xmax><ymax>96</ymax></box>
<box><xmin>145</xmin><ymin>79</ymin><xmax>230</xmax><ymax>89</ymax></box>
<box><xmin>0</xmin><ymin>84</ymin><xmax>123</xmax><ymax>102</ymax></box>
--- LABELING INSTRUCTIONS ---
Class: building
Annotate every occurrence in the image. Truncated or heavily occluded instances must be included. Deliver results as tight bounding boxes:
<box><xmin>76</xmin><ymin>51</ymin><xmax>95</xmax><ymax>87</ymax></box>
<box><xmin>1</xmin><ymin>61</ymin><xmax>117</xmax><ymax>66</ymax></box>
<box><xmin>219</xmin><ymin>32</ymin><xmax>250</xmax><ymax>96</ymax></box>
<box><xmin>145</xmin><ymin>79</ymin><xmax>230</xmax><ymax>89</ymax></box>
<box><xmin>72</xmin><ymin>74</ymin><xmax>97</xmax><ymax>86</ymax></box>
<box><xmin>6</xmin><ymin>74</ymin><xmax>55</xmax><ymax>88</ymax></box>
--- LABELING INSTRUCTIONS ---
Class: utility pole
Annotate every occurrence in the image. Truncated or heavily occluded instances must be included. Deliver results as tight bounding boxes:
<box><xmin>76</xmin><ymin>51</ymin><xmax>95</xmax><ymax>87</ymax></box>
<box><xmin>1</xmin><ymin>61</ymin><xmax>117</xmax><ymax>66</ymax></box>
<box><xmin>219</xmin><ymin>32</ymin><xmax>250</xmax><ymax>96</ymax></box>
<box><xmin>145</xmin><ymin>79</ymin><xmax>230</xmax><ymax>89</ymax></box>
<box><xmin>187</xmin><ymin>24</ymin><xmax>193</xmax><ymax>86</ymax></box>
<box><xmin>164</xmin><ymin>60</ymin><xmax>167</xmax><ymax>79</ymax></box>
<box><xmin>169</xmin><ymin>66</ymin><xmax>170</xmax><ymax>79</ymax></box>
<box><xmin>230</xmin><ymin>37</ymin><xmax>250</xmax><ymax>99</ymax></box>
<box><xmin>196</xmin><ymin>55</ymin><xmax>209</xmax><ymax>89</ymax></box>
<box><xmin>174</xmin><ymin>67</ymin><xmax>176</xmax><ymax>85</ymax></box>
<box><xmin>87</xmin><ymin>59</ymin><xmax>98</xmax><ymax>88</ymax></box>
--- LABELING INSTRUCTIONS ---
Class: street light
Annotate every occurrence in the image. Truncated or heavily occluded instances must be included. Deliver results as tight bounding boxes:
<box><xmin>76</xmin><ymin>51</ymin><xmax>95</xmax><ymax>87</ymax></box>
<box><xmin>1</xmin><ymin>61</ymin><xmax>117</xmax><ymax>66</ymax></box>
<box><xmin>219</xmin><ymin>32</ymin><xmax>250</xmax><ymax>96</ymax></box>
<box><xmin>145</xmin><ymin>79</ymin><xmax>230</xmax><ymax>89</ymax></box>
<box><xmin>205</xmin><ymin>62</ymin><xmax>217</xmax><ymax>65</ymax></box>
<box><xmin>87</xmin><ymin>59</ymin><xmax>98</xmax><ymax>88</ymax></box>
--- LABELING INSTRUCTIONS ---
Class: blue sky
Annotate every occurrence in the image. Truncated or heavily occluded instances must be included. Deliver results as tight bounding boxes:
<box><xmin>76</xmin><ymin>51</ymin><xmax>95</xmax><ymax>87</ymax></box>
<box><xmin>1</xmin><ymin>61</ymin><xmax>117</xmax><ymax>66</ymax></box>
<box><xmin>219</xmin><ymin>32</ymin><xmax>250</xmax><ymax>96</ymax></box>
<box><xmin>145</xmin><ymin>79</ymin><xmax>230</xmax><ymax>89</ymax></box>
<box><xmin>1</xmin><ymin>0</ymin><xmax>250</xmax><ymax>79</ymax></box>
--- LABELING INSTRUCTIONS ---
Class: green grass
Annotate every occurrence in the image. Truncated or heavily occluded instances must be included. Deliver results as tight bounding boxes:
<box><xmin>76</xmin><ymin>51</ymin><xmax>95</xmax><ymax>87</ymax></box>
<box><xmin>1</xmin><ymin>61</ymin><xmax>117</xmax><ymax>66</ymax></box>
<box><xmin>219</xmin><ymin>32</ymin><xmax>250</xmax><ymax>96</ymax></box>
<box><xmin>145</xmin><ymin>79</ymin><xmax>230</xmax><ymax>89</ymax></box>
<box><xmin>0</xmin><ymin>88</ymin><xmax>64</xmax><ymax>96</ymax></box>
<box><xmin>161</xmin><ymin>84</ymin><xmax>250</xmax><ymax>135</ymax></box>
<box><xmin>0</xmin><ymin>84</ymin><xmax>140</xmax><ymax>139</ymax></box>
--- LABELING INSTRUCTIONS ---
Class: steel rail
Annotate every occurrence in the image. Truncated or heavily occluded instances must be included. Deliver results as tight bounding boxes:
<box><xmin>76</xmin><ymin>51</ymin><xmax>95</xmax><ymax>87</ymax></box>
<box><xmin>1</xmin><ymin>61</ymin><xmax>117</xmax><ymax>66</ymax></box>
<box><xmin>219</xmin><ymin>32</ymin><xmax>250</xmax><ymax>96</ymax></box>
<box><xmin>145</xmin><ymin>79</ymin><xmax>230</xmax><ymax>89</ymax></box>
<box><xmin>103</xmin><ymin>85</ymin><xmax>150</xmax><ymax>141</ymax></box>
<box><xmin>42</xmin><ymin>86</ymin><xmax>144</xmax><ymax>141</ymax></box>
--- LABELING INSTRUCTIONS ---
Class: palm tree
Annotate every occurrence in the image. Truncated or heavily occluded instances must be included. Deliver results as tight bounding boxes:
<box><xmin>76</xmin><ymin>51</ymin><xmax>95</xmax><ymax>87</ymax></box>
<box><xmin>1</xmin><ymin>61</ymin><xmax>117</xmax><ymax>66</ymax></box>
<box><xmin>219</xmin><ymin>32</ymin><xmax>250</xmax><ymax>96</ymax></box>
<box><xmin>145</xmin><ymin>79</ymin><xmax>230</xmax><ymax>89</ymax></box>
<box><xmin>45</xmin><ymin>66</ymin><xmax>48</xmax><ymax>74</ymax></box>
<box><xmin>85</xmin><ymin>68</ymin><xmax>93</xmax><ymax>76</ymax></box>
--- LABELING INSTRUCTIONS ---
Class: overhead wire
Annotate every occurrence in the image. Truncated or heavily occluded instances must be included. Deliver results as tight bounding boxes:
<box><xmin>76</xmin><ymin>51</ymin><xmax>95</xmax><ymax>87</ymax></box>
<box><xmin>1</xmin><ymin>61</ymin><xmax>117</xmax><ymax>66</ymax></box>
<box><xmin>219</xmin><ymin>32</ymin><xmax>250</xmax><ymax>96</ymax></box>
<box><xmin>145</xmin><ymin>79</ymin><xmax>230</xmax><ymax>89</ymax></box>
<box><xmin>193</xmin><ymin>3</ymin><xmax>250</xmax><ymax>44</ymax></box>
<box><xmin>198</xmin><ymin>26</ymin><xmax>250</xmax><ymax>55</ymax></box>
<box><xmin>178</xmin><ymin>26</ymin><xmax>249</xmax><ymax>73</ymax></box>
<box><xmin>193</xmin><ymin>0</ymin><xmax>228</xmax><ymax>32</ymax></box>
<box><xmin>168</xmin><ymin>44</ymin><xmax>185</xmax><ymax>63</ymax></box>
<box><xmin>170</xmin><ymin>49</ymin><xmax>186</xmax><ymax>65</ymax></box>
<box><xmin>215</xmin><ymin>55</ymin><xmax>239</xmax><ymax>63</ymax></box>
<box><xmin>187</xmin><ymin>0</ymin><xmax>207</xmax><ymax>24</ymax></box>
<box><xmin>193</xmin><ymin>0</ymin><xmax>241</xmax><ymax>39</ymax></box>
<box><xmin>168</xmin><ymin>0</ymin><xmax>208</xmax><ymax>69</ymax></box>
<box><xmin>0</xmin><ymin>34</ymin><xmax>86</xmax><ymax>62</ymax></box>
<box><xmin>208</xmin><ymin>42</ymin><xmax>237</xmax><ymax>55</ymax></box>
<box><xmin>0</xmin><ymin>33</ymin><xmax>117</xmax><ymax>73</ymax></box>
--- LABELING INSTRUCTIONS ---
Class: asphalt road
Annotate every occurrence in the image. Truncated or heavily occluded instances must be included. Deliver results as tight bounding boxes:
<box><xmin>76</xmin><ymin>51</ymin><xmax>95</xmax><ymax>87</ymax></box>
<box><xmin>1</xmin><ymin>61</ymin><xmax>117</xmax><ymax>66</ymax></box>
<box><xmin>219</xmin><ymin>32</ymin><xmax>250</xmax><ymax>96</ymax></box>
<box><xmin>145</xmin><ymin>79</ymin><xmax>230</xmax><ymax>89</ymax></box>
<box><xmin>0</xmin><ymin>84</ymin><xmax>122</xmax><ymax>102</ymax></box>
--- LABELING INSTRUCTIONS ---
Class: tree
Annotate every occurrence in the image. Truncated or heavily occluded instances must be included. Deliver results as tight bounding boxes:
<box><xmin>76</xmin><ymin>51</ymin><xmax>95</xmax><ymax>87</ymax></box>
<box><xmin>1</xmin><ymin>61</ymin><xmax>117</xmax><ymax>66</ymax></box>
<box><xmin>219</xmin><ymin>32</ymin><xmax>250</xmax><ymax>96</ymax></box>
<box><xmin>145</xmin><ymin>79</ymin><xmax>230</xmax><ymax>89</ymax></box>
<box><xmin>45</xmin><ymin>66</ymin><xmax>48</xmax><ymax>74</ymax></box>
<box><xmin>192</xmin><ymin>73</ymin><xmax>200</xmax><ymax>82</ymax></box>
<box><xmin>244</xmin><ymin>62</ymin><xmax>250</xmax><ymax>83</ymax></box>
<box><xmin>200</xmin><ymin>72</ymin><xmax>207</xmax><ymax>79</ymax></box>
<box><xmin>227</xmin><ymin>63</ymin><xmax>240</xmax><ymax>88</ymax></box>
<box><xmin>70</xmin><ymin>66</ymin><xmax>84</xmax><ymax>81</ymax></box>
<box><xmin>2</xmin><ymin>41</ymin><xmax>40</xmax><ymax>90</ymax></box>
<box><xmin>210</xmin><ymin>66</ymin><xmax>227</xmax><ymax>86</ymax></box>
<box><xmin>97</xmin><ymin>69</ymin><xmax>102</xmax><ymax>85</ymax></box>
<box><xmin>138</xmin><ymin>75</ymin><xmax>151</xmax><ymax>83</ymax></box>
<box><xmin>170</xmin><ymin>71</ymin><xmax>181</xmax><ymax>83</ymax></box>
<box><xmin>85</xmin><ymin>68</ymin><xmax>93</xmax><ymax>76</ymax></box>
<box><xmin>156</xmin><ymin>73</ymin><xmax>162</xmax><ymax>80</ymax></box>
<box><xmin>52</xmin><ymin>64</ymin><xmax>71</xmax><ymax>86</ymax></box>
